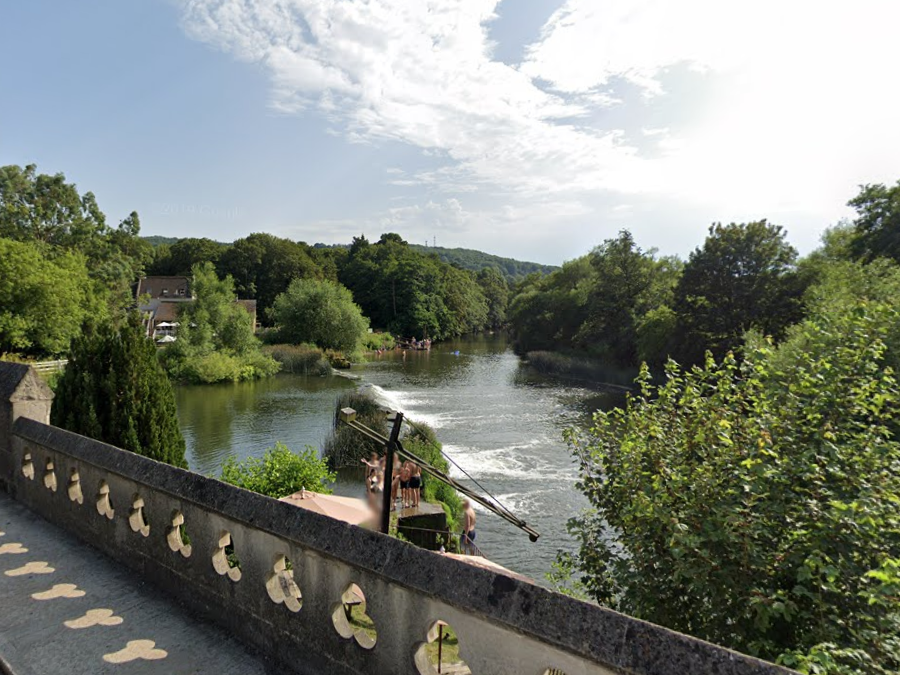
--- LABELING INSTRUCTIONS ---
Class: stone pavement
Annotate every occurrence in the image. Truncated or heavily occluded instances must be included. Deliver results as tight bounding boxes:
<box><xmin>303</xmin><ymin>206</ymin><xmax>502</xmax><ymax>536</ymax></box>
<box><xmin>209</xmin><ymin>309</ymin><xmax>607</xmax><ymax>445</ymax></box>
<box><xmin>0</xmin><ymin>491</ymin><xmax>271</xmax><ymax>675</ymax></box>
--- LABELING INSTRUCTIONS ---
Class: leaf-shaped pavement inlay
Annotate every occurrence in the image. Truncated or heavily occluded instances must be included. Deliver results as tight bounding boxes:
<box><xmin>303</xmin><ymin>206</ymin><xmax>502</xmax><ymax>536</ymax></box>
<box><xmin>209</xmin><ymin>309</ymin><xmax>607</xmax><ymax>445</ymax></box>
<box><xmin>64</xmin><ymin>608</ymin><xmax>123</xmax><ymax>629</ymax></box>
<box><xmin>4</xmin><ymin>561</ymin><xmax>55</xmax><ymax>576</ymax></box>
<box><xmin>0</xmin><ymin>543</ymin><xmax>28</xmax><ymax>555</ymax></box>
<box><xmin>103</xmin><ymin>640</ymin><xmax>167</xmax><ymax>664</ymax></box>
<box><xmin>32</xmin><ymin>583</ymin><xmax>86</xmax><ymax>600</ymax></box>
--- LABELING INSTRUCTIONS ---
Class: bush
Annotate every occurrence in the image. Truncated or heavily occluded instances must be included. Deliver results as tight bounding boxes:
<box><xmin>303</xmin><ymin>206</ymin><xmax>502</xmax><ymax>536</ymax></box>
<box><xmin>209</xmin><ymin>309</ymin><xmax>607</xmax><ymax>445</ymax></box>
<box><xmin>363</xmin><ymin>332</ymin><xmax>396</xmax><ymax>351</ymax></box>
<box><xmin>566</xmin><ymin>301</ymin><xmax>900</xmax><ymax>673</ymax></box>
<box><xmin>220</xmin><ymin>442</ymin><xmax>335</xmax><ymax>498</ymax></box>
<box><xmin>162</xmin><ymin>349</ymin><xmax>280</xmax><ymax>384</ymax></box>
<box><xmin>323</xmin><ymin>391</ymin><xmax>389</xmax><ymax>469</ymax></box>
<box><xmin>262</xmin><ymin>344</ymin><xmax>330</xmax><ymax>376</ymax></box>
<box><xmin>402</xmin><ymin>421</ymin><xmax>462</xmax><ymax>529</ymax></box>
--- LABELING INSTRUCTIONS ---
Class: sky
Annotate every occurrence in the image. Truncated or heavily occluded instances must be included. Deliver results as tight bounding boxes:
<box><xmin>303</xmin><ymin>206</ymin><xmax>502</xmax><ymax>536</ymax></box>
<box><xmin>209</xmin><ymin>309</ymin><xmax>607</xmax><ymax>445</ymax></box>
<box><xmin>1</xmin><ymin>0</ymin><xmax>899</xmax><ymax>265</ymax></box>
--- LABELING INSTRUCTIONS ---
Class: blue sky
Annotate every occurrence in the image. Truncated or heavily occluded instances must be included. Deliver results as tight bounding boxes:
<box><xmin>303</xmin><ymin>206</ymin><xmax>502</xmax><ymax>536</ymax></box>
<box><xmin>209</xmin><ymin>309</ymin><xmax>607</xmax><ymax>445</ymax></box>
<box><xmin>2</xmin><ymin>0</ymin><xmax>898</xmax><ymax>265</ymax></box>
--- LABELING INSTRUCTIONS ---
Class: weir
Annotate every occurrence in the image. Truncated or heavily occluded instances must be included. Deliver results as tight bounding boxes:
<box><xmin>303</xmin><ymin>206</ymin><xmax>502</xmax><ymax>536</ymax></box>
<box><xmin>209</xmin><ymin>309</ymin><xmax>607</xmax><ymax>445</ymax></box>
<box><xmin>0</xmin><ymin>362</ymin><xmax>794</xmax><ymax>675</ymax></box>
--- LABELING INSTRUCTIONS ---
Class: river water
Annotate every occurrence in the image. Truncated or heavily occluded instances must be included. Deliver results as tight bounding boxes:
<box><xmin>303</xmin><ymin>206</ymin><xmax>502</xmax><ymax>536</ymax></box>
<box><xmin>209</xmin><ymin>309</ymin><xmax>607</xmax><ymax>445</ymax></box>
<box><xmin>175</xmin><ymin>334</ymin><xmax>624</xmax><ymax>582</ymax></box>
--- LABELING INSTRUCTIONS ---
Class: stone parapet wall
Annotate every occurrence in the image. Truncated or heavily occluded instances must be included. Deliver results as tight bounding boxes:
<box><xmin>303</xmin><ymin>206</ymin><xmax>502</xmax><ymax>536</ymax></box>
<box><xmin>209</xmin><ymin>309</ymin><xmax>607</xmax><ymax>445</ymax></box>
<box><xmin>0</xmin><ymin>363</ymin><xmax>793</xmax><ymax>675</ymax></box>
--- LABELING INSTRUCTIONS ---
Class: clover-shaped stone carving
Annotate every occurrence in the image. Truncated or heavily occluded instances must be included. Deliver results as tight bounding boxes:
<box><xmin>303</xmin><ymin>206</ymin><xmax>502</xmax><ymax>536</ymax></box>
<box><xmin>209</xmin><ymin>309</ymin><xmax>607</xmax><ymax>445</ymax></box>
<box><xmin>265</xmin><ymin>554</ymin><xmax>301</xmax><ymax>612</ymax></box>
<box><xmin>166</xmin><ymin>511</ymin><xmax>192</xmax><ymax>558</ymax></box>
<box><xmin>67</xmin><ymin>469</ymin><xmax>83</xmax><ymax>504</ymax></box>
<box><xmin>211</xmin><ymin>530</ymin><xmax>241</xmax><ymax>582</ymax></box>
<box><xmin>332</xmin><ymin>583</ymin><xmax>377</xmax><ymax>649</ymax></box>
<box><xmin>128</xmin><ymin>495</ymin><xmax>150</xmax><ymax>537</ymax></box>
<box><xmin>414</xmin><ymin>620</ymin><xmax>470</xmax><ymax>675</ymax></box>
<box><xmin>21</xmin><ymin>452</ymin><xmax>34</xmax><ymax>480</ymax></box>
<box><xmin>43</xmin><ymin>458</ymin><xmax>57</xmax><ymax>492</ymax></box>
<box><xmin>96</xmin><ymin>481</ymin><xmax>115</xmax><ymax>520</ymax></box>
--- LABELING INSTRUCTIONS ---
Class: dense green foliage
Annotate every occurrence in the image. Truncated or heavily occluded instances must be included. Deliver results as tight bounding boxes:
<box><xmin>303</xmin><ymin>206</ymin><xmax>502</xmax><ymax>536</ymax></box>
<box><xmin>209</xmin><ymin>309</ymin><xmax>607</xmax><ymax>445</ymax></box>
<box><xmin>671</xmin><ymin>221</ymin><xmax>805</xmax><ymax>364</ymax></box>
<box><xmin>407</xmin><ymin>243</ymin><xmax>556</xmax><ymax>282</ymax></box>
<box><xmin>0</xmin><ymin>164</ymin><xmax>153</xmax><ymax>357</ymax></box>
<box><xmin>565</xmin><ymin>302</ymin><xmax>900</xmax><ymax>674</ymax></box>
<box><xmin>147</xmin><ymin>237</ymin><xmax>226</xmax><ymax>276</ymax></box>
<box><xmin>159</xmin><ymin>263</ymin><xmax>280</xmax><ymax>383</ymax></box>
<box><xmin>509</xmin><ymin>224</ymin><xmax>804</xmax><ymax>371</ymax></box>
<box><xmin>339</xmin><ymin>234</ymin><xmax>489</xmax><ymax>339</ymax></box>
<box><xmin>51</xmin><ymin>314</ymin><xmax>186</xmax><ymax>468</ymax></box>
<box><xmin>217</xmin><ymin>233</ymin><xmax>326</xmax><ymax>321</ymax></box>
<box><xmin>268</xmin><ymin>278</ymin><xmax>369</xmax><ymax>353</ymax></box>
<box><xmin>0</xmin><ymin>239</ymin><xmax>108</xmax><ymax>357</ymax></box>
<box><xmin>220</xmin><ymin>442</ymin><xmax>335</xmax><ymax>498</ymax></box>
<box><xmin>323</xmin><ymin>391</ymin><xmax>389</xmax><ymax>469</ymax></box>
<box><xmin>262</xmin><ymin>344</ymin><xmax>331</xmax><ymax>376</ymax></box>
<box><xmin>847</xmin><ymin>180</ymin><xmax>900</xmax><ymax>263</ymax></box>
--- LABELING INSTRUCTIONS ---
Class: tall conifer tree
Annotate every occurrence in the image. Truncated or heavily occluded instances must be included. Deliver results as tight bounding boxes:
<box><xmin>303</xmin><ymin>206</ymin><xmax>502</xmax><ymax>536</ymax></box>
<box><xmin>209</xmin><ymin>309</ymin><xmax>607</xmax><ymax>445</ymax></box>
<box><xmin>52</xmin><ymin>314</ymin><xmax>187</xmax><ymax>468</ymax></box>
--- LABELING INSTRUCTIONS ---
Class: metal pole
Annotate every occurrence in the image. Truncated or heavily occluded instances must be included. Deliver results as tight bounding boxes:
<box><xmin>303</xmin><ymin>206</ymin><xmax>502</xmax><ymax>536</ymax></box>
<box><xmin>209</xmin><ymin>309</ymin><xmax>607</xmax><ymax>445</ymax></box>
<box><xmin>438</xmin><ymin>624</ymin><xmax>443</xmax><ymax>673</ymax></box>
<box><xmin>381</xmin><ymin>411</ymin><xmax>404</xmax><ymax>534</ymax></box>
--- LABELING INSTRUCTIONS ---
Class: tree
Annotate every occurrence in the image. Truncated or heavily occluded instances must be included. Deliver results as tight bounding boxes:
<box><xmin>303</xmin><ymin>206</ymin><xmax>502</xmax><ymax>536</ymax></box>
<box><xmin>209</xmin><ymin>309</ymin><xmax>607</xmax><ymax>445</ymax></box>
<box><xmin>159</xmin><ymin>263</ymin><xmax>279</xmax><ymax>383</ymax></box>
<box><xmin>217</xmin><ymin>233</ymin><xmax>321</xmax><ymax>322</ymax></box>
<box><xmin>0</xmin><ymin>238</ymin><xmax>108</xmax><ymax>357</ymax></box>
<box><xmin>51</xmin><ymin>314</ymin><xmax>187</xmax><ymax>468</ymax></box>
<box><xmin>268</xmin><ymin>278</ymin><xmax>369</xmax><ymax>353</ymax></box>
<box><xmin>672</xmin><ymin>221</ymin><xmax>804</xmax><ymax>365</ymax></box>
<box><xmin>220</xmin><ymin>443</ymin><xmax>335</xmax><ymax>498</ymax></box>
<box><xmin>848</xmin><ymin>180</ymin><xmax>900</xmax><ymax>262</ymax></box>
<box><xmin>147</xmin><ymin>237</ymin><xmax>225</xmax><ymax>276</ymax></box>
<box><xmin>565</xmin><ymin>303</ymin><xmax>900</xmax><ymax>673</ymax></box>
<box><xmin>476</xmin><ymin>267</ymin><xmax>509</xmax><ymax>328</ymax></box>
<box><xmin>0</xmin><ymin>164</ymin><xmax>151</xmax><ymax>304</ymax></box>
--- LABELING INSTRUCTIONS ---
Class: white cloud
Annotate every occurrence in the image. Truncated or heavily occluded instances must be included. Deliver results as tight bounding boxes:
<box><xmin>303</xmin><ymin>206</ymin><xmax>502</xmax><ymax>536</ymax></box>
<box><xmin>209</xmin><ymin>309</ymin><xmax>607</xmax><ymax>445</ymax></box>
<box><xmin>179</xmin><ymin>0</ymin><xmax>900</xmax><ymax>255</ymax></box>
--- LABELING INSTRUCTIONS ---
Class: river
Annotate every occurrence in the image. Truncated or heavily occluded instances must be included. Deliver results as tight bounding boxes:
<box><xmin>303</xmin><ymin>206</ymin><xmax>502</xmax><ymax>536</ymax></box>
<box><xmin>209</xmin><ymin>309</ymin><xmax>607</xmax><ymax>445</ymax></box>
<box><xmin>175</xmin><ymin>334</ymin><xmax>624</xmax><ymax>582</ymax></box>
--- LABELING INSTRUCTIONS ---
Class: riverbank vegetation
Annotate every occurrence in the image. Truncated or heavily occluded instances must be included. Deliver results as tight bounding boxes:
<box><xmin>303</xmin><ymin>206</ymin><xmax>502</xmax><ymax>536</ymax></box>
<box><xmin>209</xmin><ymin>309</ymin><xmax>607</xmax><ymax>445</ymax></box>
<box><xmin>268</xmin><ymin>277</ymin><xmax>369</xmax><ymax>355</ymax></box>
<box><xmin>560</xmin><ymin>181</ymin><xmax>900</xmax><ymax>673</ymax></box>
<box><xmin>262</xmin><ymin>343</ymin><xmax>331</xmax><ymax>376</ymax></box>
<box><xmin>158</xmin><ymin>263</ymin><xmax>280</xmax><ymax>384</ymax></box>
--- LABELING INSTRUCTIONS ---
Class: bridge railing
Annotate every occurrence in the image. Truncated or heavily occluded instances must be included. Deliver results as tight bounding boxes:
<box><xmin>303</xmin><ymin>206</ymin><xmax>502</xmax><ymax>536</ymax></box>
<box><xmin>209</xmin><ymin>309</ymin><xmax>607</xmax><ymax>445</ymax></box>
<box><xmin>0</xmin><ymin>363</ymin><xmax>792</xmax><ymax>675</ymax></box>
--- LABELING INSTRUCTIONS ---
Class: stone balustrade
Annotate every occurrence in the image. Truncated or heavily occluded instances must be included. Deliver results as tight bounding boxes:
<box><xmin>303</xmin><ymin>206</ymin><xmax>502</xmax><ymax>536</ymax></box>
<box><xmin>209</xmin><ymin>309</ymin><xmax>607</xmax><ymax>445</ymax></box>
<box><xmin>0</xmin><ymin>363</ymin><xmax>793</xmax><ymax>675</ymax></box>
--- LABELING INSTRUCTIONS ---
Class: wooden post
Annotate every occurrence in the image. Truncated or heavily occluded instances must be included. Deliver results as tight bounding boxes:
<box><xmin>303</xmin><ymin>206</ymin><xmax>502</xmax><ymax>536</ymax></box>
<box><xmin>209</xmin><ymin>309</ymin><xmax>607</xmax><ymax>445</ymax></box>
<box><xmin>380</xmin><ymin>411</ymin><xmax>404</xmax><ymax>535</ymax></box>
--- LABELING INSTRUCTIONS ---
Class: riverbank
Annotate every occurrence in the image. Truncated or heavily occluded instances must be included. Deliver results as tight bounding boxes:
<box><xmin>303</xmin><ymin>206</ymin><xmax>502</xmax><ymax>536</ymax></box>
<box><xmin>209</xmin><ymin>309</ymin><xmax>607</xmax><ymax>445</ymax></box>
<box><xmin>174</xmin><ymin>334</ymin><xmax>619</xmax><ymax>582</ymax></box>
<box><xmin>524</xmin><ymin>350</ymin><xmax>637</xmax><ymax>390</ymax></box>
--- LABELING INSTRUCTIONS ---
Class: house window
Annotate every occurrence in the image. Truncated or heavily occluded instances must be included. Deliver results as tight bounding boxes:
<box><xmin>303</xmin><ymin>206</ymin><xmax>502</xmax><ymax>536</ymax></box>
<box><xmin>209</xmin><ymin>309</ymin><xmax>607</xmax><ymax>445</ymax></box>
<box><xmin>162</xmin><ymin>289</ymin><xmax>169</xmax><ymax>297</ymax></box>
<box><xmin>177</xmin><ymin>288</ymin><xmax>185</xmax><ymax>297</ymax></box>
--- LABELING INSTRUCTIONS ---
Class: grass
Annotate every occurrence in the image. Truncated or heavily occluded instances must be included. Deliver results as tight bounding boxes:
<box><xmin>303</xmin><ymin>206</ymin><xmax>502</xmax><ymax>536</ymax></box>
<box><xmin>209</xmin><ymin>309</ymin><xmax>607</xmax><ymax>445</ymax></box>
<box><xmin>424</xmin><ymin>625</ymin><xmax>466</xmax><ymax>670</ymax></box>
<box><xmin>347</xmin><ymin>602</ymin><xmax>378</xmax><ymax>641</ymax></box>
<box><xmin>262</xmin><ymin>343</ymin><xmax>331</xmax><ymax>376</ymax></box>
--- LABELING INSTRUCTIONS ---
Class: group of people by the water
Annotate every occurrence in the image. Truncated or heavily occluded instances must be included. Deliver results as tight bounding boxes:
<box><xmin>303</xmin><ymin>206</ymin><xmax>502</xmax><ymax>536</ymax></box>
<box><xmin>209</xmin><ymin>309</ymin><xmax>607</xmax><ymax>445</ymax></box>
<box><xmin>360</xmin><ymin>453</ymin><xmax>422</xmax><ymax>511</ymax></box>
<box><xmin>371</xmin><ymin>336</ymin><xmax>432</xmax><ymax>357</ymax></box>
<box><xmin>360</xmin><ymin>451</ymin><xmax>479</xmax><ymax>555</ymax></box>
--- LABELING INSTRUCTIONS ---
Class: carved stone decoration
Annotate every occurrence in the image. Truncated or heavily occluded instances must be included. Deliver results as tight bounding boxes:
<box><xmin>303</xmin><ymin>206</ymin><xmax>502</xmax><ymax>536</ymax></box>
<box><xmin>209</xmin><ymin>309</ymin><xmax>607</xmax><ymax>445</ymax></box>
<box><xmin>43</xmin><ymin>458</ymin><xmax>57</xmax><ymax>492</ymax></box>
<box><xmin>128</xmin><ymin>496</ymin><xmax>150</xmax><ymax>537</ymax></box>
<box><xmin>211</xmin><ymin>530</ymin><xmax>241</xmax><ymax>582</ymax></box>
<box><xmin>265</xmin><ymin>555</ymin><xmax>301</xmax><ymax>612</ymax></box>
<box><xmin>166</xmin><ymin>511</ymin><xmax>192</xmax><ymax>558</ymax></box>
<box><xmin>96</xmin><ymin>481</ymin><xmax>114</xmax><ymax>520</ymax></box>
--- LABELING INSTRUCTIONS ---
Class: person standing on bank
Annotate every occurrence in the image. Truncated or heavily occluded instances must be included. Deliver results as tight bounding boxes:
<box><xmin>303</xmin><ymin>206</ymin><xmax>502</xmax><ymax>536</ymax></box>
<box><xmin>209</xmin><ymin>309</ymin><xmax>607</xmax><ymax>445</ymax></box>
<box><xmin>461</xmin><ymin>500</ymin><xmax>476</xmax><ymax>554</ymax></box>
<box><xmin>408</xmin><ymin>462</ymin><xmax>421</xmax><ymax>508</ymax></box>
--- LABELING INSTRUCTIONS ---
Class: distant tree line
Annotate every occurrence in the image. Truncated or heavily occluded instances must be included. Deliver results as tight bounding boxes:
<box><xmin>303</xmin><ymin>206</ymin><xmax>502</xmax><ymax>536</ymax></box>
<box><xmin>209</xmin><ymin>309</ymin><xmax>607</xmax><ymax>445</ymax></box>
<box><xmin>146</xmin><ymin>231</ymin><xmax>510</xmax><ymax>342</ymax></box>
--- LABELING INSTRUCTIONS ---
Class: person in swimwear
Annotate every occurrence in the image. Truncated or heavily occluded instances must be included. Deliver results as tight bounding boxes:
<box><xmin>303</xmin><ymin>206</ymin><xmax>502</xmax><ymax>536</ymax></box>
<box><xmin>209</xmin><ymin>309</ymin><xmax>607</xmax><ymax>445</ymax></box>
<box><xmin>461</xmin><ymin>499</ymin><xmax>477</xmax><ymax>554</ymax></box>
<box><xmin>408</xmin><ymin>462</ymin><xmax>421</xmax><ymax>508</ymax></box>
<box><xmin>399</xmin><ymin>461</ymin><xmax>412</xmax><ymax>508</ymax></box>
